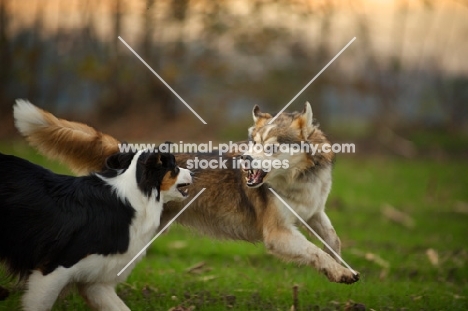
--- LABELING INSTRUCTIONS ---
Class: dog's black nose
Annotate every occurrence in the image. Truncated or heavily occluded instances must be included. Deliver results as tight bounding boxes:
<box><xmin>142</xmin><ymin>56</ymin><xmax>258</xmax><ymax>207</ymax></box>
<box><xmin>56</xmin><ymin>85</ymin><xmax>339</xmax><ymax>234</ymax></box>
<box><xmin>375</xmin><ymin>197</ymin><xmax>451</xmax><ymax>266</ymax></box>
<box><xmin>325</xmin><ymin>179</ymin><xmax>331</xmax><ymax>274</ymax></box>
<box><xmin>241</xmin><ymin>155</ymin><xmax>253</xmax><ymax>162</ymax></box>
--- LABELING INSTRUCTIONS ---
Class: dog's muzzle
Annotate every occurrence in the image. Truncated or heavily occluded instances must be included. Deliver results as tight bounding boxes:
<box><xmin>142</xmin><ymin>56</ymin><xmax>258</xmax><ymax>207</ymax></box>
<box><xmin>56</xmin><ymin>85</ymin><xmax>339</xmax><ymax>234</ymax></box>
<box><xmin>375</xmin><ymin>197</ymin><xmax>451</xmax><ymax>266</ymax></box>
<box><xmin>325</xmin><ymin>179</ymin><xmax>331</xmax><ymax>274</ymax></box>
<box><xmin>240</xmin><ymin>155</ymin><xmax>268</xmax><ymax>188</ymax></box>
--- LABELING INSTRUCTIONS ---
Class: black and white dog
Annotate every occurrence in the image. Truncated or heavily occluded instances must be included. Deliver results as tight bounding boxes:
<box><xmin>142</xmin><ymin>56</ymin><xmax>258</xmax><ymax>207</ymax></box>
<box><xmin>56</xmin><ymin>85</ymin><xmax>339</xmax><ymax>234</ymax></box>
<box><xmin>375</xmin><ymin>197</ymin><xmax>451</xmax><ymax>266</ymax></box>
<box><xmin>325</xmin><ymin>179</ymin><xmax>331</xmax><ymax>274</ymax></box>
<box><xmin>0</xmin><ymin>150</ymin><xmax>192</xmax><ymax>311</ymax></box>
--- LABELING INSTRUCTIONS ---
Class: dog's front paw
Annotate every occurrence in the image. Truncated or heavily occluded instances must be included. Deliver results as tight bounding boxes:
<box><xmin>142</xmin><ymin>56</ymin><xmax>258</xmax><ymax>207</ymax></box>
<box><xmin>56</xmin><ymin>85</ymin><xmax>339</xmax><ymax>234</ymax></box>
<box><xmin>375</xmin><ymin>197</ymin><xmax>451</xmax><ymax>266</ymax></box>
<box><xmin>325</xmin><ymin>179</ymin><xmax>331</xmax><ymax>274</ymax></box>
<box><xmin>340</xmin><ymin>270</ymin><xmax>360</xmax><ymax>284</ymax></box>
<box><xmin>321</xmin><ymin>266</ymin><xmax>360</xmax><ymax>284</ymax></box>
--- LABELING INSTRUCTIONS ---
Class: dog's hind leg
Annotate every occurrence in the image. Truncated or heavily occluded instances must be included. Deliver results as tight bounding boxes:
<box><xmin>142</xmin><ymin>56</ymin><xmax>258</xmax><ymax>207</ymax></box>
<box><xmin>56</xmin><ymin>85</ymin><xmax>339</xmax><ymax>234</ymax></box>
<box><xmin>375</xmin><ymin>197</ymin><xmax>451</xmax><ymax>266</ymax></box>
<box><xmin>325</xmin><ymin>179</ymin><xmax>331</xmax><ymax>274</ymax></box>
<box><xmin>262</xmin><ymin>208</ymin><xmax>358</xmax><ymax>284</ymax></box>
<box><xmin>78</xmin><ymin>283</ymin><xmax>130</xmax><ymax>311</ymax></box>
<box><xmin>22</xmin><ymin>268</ymin><xmax>70</xmax><ymax>311</ymax></box>
<box><xmin>306</xmin><ymin>211</ymin><xmax>342</xmax><ymax>263</ymax></box>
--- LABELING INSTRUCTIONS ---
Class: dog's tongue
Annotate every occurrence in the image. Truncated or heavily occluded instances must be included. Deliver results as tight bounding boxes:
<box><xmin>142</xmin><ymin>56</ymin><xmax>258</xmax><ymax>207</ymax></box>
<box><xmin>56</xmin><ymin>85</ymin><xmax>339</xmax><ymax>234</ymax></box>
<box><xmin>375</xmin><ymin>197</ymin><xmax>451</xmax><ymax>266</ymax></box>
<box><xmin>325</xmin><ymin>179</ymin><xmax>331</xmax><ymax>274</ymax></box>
<box><xmin>249</xmin><ymin>169</ymin><xmax>264</xmax><ymax>184</ymax></box>
<box><xmin>254</xmin><ymin>169</ymin><xmax>263</xmax><ymax>182</ymax></box>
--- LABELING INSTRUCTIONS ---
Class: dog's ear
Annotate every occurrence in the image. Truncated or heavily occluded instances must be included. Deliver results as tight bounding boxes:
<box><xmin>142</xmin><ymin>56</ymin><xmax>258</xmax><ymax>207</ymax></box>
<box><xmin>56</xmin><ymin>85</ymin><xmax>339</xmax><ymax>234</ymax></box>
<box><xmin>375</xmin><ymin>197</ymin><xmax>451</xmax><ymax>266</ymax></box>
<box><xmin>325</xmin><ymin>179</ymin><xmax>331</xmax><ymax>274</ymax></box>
<box><xmin>144</xmin><ymin>152</ymin><xmax>162</xmax><ymax>168</ymax></box>
<box><xmin>252</xmin><ymin>105</ymin><xmax>272</xmax><ymax>126</ymax></box>
<box><xmin>158</xmin><ymin>141</ymin><xmax>173</xmax><ymax>153</ymax></box>
<box><xmin>301</xmin><ymin>102</ymin><xmax>313</xmax><ymax>126</ymax></box>
<box><xmin>253</xmin><ymin>105</ymin><xmax>261</xmax><ymax>123</ymax></box>
<box><xmin>291</xmin><ymin>102</ymin><xmax>314</xmax><ymax>139</ymax></box>
<box><xmin>105</xmin><ymin>152</ymin><xmax>135</xmax><ymax>170</ymax></box>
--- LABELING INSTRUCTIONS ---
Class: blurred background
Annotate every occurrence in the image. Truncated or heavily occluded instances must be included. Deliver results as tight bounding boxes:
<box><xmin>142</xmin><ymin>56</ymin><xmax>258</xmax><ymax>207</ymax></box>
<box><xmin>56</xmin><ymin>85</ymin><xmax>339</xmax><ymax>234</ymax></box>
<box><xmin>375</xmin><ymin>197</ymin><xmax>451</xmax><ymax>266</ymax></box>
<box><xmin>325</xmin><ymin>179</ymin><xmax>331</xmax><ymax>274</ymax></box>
<box><xmin>1</xmin><ymin>1</ymin><xmax>468</xmax><ymax>309</ymax></box>
<box><xmin>0</xmin><ymin>0</ymin><xmax>467</xmax><ymax>156</ymax></box>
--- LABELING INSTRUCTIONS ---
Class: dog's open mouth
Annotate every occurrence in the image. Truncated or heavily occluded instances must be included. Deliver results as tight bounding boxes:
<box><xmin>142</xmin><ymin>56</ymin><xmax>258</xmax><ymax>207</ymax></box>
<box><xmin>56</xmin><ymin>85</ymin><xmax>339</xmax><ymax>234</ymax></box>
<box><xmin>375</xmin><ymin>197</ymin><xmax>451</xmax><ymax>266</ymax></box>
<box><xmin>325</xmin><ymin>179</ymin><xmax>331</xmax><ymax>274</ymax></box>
<box><xmin>176</xmin><ymin>183</ymin><xmax>190</xmax><ymax>197</ymax></box>
<box><xmin>244</xmin><ymin>169</ymin><xmax>267</xmax><ymax>188</ymax></box>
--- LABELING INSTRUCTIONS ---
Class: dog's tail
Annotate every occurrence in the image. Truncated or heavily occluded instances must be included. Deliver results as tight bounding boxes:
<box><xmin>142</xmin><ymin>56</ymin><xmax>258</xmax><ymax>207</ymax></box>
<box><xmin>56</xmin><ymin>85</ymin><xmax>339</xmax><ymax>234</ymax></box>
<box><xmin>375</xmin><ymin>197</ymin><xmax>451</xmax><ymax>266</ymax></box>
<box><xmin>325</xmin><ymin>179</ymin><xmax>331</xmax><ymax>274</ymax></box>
<box><xmin>13</xmin><ymin>99</ymin><xmax>120</xmax><ymax>175</ymax></box>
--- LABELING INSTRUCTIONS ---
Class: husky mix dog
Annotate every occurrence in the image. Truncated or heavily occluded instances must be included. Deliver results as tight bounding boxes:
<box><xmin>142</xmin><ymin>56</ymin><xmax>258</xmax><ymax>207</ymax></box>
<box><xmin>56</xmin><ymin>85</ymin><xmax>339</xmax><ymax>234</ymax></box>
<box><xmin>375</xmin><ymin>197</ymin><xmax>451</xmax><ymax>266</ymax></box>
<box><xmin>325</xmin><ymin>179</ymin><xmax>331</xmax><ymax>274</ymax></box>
<box><xmin>13</xmin><ymin>99</ymin><xmax>359</xmax><ymax>285</ymax></box>
<box><xmin>0</xmin><ymin>149</ymin><xmax>192</xmax><ymax>311</ymax></box>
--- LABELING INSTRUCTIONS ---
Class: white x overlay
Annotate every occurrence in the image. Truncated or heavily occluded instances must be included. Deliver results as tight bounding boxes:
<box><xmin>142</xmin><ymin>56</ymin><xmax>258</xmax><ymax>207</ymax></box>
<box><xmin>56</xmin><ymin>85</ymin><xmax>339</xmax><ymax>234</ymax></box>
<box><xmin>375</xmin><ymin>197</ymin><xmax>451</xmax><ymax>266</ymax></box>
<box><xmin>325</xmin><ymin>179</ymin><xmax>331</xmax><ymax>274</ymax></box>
<box><xmin>269</xmin><ymin>37</ymin><xmax>356</xmax><ymax>124</ymax></box>
<box><xmin>268</xmin><ymin>188</ymin><xmax>358</xmax><ymax>275</ymax></box>
<box><xmin>116</xmin><ymin>35</ymin><xmax>357</xmax><ymax>277</ymax></box>
<box><xmin>118</xmin><ymin>36</ymin><xmax>207</xmax><ymax>125</ymax></box>
<box><xmin>117</xmin><ymin>188</ymin><xmax>206</xmax><ymax>276</ymax></box>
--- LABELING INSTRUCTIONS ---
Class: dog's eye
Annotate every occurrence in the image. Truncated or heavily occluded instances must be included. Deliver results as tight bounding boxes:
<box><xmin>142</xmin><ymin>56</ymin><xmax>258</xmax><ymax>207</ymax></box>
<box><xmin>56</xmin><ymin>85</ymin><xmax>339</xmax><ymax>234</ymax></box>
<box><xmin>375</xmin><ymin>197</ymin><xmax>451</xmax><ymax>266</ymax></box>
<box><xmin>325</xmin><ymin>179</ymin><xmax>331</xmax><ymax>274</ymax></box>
<box><xmin>264</xmin><ymin>143</ymin><xmax>279</xmax><ymax>154</ymax></box>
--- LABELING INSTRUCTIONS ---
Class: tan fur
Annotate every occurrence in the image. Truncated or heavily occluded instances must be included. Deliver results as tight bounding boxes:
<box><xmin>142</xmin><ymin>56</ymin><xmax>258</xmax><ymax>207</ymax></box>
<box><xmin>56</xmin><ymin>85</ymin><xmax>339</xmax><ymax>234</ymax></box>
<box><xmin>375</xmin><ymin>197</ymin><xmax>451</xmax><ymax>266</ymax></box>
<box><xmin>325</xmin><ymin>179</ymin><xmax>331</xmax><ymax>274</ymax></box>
<box><xmin>160</xmin><ymin>172</ymin><xmax>178</xmax><ymax>192</ymax></box>
<box><xmin>15</xmin><ymin>102</ymin><xmax>359</xmax><ymax>284</ymax></box>
<box><xmin>248</xmin><ymin>103</ymin><xmax>334</xmax><ymax>176</ymax></box>
<box><xmin>253</xmin><ymin>105</ymin><xmax>272</xmax><ymax>127</ymax></box>
<box><xmin>15</xmin><ymin>104</ymin><xmax>119</xmax><ymax>175</ymax></box>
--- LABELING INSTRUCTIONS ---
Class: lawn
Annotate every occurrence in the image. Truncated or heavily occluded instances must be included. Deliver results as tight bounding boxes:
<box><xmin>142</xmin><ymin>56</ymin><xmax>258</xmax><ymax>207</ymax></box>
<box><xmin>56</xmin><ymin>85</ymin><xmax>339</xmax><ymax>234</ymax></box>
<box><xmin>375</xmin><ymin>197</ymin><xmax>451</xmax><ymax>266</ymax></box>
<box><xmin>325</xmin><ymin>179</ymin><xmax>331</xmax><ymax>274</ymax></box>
<box><xmin>1</xmin><ymin>142</ymin><xmax>467</xmax><ymax>310</ymax></box>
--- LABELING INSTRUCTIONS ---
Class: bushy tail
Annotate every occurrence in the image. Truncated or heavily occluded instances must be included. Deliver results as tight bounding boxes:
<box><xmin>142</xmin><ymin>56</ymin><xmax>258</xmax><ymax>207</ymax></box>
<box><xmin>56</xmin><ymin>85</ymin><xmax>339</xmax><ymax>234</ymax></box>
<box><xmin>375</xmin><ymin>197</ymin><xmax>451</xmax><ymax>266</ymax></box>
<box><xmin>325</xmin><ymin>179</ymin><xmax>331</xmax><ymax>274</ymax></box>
<box><xmin>13</xmin><ymin>99</ymin><xmax>120</xmax><ymax>175</ymax></box>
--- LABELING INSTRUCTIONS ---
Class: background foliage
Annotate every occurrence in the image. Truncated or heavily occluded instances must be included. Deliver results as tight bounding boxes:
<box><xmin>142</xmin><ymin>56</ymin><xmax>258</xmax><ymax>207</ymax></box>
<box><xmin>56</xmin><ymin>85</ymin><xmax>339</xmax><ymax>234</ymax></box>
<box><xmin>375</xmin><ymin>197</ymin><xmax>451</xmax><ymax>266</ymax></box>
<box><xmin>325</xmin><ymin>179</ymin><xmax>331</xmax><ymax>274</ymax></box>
<box><xmin>0</xmin><ymin>0</ymin><xmax>467</xmax><ymax>310</ymax></box>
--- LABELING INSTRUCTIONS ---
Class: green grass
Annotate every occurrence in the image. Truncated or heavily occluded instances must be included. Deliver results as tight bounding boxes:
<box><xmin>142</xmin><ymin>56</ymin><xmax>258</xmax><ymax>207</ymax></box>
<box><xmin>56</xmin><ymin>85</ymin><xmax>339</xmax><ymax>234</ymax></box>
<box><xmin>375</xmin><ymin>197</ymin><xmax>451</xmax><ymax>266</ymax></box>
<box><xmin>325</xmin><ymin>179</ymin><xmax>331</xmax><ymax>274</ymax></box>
<box><xmin>1</xmin><ymin>143</ymin><xmax>467</xmax><ymax>310</ymax></box>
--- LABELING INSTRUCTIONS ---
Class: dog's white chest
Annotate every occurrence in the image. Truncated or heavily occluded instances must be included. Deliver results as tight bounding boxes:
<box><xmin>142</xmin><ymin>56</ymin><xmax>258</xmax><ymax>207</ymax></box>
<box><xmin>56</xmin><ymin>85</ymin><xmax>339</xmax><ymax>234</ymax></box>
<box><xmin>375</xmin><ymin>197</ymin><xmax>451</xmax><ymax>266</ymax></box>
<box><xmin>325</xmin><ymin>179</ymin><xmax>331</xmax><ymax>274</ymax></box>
<box><xmin>71</xmin><ymin>201</ymin><xmax>162</xmax><ymax>283</ymax></box>
<box><xmin>273</xmin><ymin>166</ymin><xmax>332</xmax><ymax>222</ymax></box>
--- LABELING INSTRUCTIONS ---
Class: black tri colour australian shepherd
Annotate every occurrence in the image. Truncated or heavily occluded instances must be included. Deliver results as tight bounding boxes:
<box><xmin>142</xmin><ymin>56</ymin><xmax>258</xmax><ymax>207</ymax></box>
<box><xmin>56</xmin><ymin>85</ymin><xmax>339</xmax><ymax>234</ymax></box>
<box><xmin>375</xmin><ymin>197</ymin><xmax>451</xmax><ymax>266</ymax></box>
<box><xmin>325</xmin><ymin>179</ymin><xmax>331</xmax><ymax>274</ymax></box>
<box><xmin>0</xmin><ymin>150</ymin><xmax>192</xmax><ymax>311</ymax></box>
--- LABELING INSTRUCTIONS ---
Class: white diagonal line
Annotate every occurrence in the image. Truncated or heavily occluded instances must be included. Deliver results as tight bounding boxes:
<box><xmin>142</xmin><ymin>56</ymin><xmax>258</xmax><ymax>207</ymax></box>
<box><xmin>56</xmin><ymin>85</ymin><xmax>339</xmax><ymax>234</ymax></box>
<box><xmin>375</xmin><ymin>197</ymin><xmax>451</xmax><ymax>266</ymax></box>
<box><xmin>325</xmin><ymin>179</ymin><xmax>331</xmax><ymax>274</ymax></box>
<box><xmin>268</xmin><ymin>37</ymin><xmax>356</xmax><ymax>124</ymax></box>
<box><xmin>118</xmin><ymin>36</ymin><xmax>207</xmax><ymax>125</ymax></box>
<box><xmin>268</xmin><ymin>188</ymin><xmax>357</xmax><ymax>275</ymax></box>
<box><xmin>117</xmin><ymin>188</ymin><xmax>206</xmax><ymax>276</ymax></box>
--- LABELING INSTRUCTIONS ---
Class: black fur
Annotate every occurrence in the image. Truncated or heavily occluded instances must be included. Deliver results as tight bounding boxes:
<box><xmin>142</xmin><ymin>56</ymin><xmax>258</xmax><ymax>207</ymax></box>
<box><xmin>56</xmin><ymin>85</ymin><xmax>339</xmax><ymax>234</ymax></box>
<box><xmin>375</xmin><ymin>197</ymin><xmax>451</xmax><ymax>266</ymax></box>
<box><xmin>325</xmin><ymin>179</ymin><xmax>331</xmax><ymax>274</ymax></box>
<box><xmin>101</xmin><ymin>151</ymin><xmax>179</xmax><ymax>201</ymax></box>
<box><xmin>135</xmin><ymin>152</ymin><xmax>179</xmax><ymax>201</ymax></box>
<box><xmin>0</xmin><ymin>153</ymin><xmax>136</xmax><ymax>280</ymax></box>
<box><xmin>0</xmin><ymin>150</ymin><xmax>180</xmax><ymax>281</ymax></box>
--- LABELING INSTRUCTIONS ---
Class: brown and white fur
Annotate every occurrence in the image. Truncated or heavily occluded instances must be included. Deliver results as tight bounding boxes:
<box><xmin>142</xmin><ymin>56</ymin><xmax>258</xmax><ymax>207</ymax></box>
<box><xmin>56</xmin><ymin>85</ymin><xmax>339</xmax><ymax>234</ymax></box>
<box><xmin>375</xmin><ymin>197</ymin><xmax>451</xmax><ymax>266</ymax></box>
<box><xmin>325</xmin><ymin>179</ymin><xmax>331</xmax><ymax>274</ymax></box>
<box><xmin>13</xmin><ymin>99</ymin><xmax>359</xmax><ymax>284</ymax></box>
